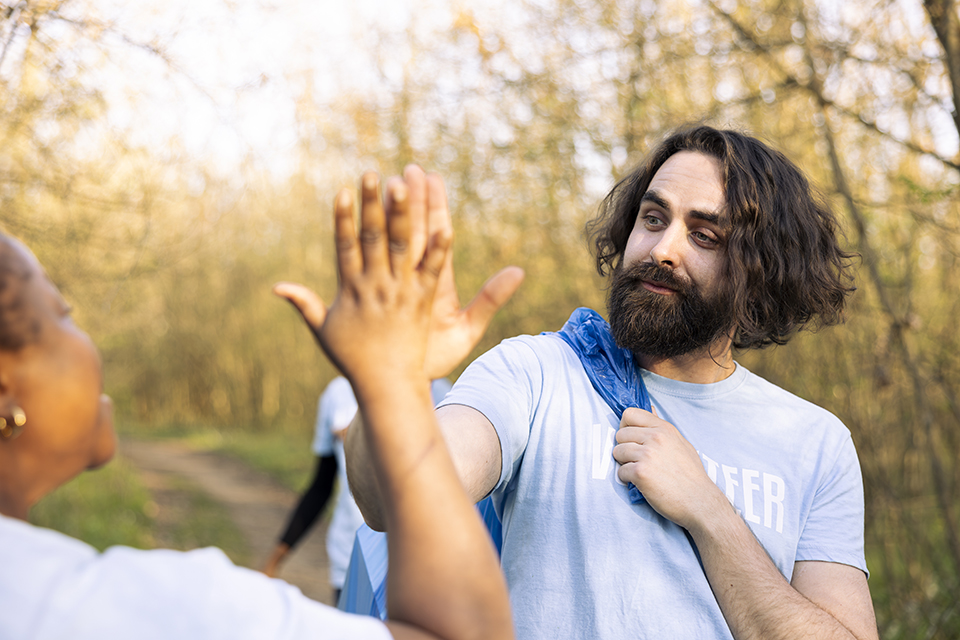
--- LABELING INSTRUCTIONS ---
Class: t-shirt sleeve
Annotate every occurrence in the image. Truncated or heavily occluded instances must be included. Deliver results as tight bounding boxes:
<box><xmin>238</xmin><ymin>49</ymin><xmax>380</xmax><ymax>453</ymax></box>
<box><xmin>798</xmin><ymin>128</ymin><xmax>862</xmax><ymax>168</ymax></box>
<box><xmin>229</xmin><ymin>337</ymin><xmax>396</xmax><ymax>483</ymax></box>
<box><xmin>430</xmin><ymin>378</ymin><xmax>453</xmax><ymax>405</ymax></box>
<box><xmin>795</xmin><ymin>432</ymin><xmax>868</xmax><ymax>575</ymax></box>
<box><xmin>439</xmin><ymin>336</ymin><xmax>544</xmax><ymax>494</ymax></box>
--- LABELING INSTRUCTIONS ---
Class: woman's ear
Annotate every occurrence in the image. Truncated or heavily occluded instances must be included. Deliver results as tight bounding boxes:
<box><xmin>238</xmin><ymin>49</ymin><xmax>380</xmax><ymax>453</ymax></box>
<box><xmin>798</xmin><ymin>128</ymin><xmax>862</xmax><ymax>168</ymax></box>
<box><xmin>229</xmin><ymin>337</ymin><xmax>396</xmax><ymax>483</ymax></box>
<box><xmin>0</xmin><ymin>359</ymin><xmax>27</xmax><ymax>441</ymax></box>
<box><xmin>0</xmin><ymin>406</ymin><xmax>27</xmax><ymax>440</ymax></box>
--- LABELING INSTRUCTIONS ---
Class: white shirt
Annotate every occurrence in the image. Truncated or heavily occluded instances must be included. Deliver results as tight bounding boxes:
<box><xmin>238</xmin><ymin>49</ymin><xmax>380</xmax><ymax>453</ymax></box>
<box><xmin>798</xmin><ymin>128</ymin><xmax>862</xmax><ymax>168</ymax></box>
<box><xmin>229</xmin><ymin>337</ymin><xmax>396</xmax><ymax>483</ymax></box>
<box><xmin>0</xmin><ymin>513</ymin><xmax>392</xmax><ymax>640</ymax></box>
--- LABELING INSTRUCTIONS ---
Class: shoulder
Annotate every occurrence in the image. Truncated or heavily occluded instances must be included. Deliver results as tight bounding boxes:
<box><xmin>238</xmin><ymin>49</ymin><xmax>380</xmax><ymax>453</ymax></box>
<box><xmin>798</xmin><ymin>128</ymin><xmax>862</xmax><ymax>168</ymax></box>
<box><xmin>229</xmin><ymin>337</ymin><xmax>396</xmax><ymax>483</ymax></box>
<box><xmin>0</xmin><ymin>515</ymin><xmax>97</xmax><ymax>589</ymax></box>
<box><xmin>323</xmin><ymin>376</ymin><xmax>354</xmax><ymax>398</ymax></box>
<box><xmin>479</xmin><ymin>332</ymin><xmax>575</xmax><ymax>369</ymax></box>
<box><xmin>445</xmin><ymin>332</ymin><xmax>587</xmax><ymax>426</ymax></box>
<box><xmin>320</xmin><ymin>377</ymin><xmax>358</xmax><ymax>411</ymax></box>
<box><xmin>17</xmin><ymin>535</ymin><xmax>389</xmax><ymax>639</ymax></box>
<box><xmin>739</xmin><ymin>366</ymin><xmax>850</xmax><ymax>436</ymax></box>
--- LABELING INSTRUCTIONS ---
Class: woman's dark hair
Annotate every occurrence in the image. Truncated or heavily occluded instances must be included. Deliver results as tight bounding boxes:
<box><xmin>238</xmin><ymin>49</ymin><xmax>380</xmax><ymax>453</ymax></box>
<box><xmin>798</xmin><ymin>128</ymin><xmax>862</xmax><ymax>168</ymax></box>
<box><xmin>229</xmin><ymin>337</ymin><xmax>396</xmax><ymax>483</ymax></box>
<box><xmin>588</xmin><ymin>125</ymin><xmax>856</xmax><ymax>350</ymax></box>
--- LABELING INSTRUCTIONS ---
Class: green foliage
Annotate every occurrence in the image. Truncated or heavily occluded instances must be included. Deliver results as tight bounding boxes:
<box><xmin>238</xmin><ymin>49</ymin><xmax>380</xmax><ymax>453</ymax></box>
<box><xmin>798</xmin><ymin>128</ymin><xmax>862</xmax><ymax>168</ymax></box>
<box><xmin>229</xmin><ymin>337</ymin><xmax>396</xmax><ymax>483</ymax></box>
<box><xmin>31</xmin><ymin>458</ymin><xmax>156</xmax><ymax>551</ymax></box>
<box><xmin>30</xmin><ymin>455</ymin><xmax>251</xmax><ymax>565</ymax></box>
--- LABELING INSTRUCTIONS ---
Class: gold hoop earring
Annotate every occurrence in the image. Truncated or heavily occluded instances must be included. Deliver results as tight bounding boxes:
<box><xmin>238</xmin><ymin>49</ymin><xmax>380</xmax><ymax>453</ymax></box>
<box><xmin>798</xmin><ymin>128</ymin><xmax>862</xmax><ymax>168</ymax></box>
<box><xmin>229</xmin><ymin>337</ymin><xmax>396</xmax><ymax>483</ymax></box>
<box><xmin>0</xmin><ymin>406</ymin><xmax>26</xmax><ymax>440</ymax></box>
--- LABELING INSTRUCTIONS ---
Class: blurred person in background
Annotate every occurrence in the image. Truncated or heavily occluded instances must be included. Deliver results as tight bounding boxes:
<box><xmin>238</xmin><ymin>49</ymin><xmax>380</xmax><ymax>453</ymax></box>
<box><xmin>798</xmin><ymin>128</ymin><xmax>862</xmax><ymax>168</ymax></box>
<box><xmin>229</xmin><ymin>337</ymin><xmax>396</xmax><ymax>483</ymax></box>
<box><xmin>0</xmin><ymin>169</ymin><xmax>521</xmax><ymax>640</ymax></box>
<box><xmin>263</xmin><ymin>375</ymin><xmax>451</xmax><ymax>604</ymax></box>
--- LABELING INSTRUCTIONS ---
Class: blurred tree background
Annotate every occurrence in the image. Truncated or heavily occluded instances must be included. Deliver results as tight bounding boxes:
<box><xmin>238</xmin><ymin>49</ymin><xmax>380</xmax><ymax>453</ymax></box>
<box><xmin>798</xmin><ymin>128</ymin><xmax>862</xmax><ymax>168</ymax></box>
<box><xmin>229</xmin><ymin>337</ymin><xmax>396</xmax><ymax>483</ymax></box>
<box><xmin>3</xmin><ymin>0</ymin><xmax>959</xmax><ymax>636</ymax></box>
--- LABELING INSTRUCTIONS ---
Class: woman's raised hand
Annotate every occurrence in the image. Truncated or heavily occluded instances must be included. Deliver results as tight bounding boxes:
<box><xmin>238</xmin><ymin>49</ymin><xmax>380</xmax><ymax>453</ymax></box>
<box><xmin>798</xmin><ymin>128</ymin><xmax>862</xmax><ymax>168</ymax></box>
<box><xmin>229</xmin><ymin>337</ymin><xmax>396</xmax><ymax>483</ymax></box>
<box><xmin>274</xmin><ymin>171</ymin><xmax>444</xmax><ymax>388</ymax></box>
<box><xmin>274</xmin><ymin>166</ymin><xmax>523</xmax><ymax>381</ymax></box>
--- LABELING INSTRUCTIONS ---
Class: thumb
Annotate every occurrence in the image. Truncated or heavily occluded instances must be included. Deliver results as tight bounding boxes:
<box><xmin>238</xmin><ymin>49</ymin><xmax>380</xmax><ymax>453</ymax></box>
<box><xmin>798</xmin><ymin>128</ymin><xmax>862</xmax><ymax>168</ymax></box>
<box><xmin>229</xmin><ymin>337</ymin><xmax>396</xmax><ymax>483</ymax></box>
<box><xmin>463</xmin><ymin>266</ymin><xmax>525</xmax><ymax>334</ymax></box>
<box><xmin>273</xmin><ymin>282</ymin><xmax>328</xmax><ymax>332</ymax></box>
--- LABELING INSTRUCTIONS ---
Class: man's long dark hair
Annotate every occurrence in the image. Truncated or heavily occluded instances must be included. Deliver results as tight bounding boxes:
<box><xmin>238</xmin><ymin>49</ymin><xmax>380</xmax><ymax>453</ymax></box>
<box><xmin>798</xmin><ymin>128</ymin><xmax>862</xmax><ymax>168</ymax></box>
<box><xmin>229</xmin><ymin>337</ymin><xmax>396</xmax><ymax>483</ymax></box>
<box><xmin>588</xmin><ymin>125</ymin><xmax>856</xmax><ymax>350</ymax></box>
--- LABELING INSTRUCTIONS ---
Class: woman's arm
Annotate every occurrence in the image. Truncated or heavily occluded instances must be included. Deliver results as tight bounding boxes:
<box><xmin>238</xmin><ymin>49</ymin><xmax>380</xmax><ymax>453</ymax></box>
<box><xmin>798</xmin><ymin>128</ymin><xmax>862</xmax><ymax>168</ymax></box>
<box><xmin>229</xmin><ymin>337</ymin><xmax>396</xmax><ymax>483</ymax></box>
<box><xmin>274</xmin><ymin>167</ymin><xmax>518</xmax><ymax>640</ymax></box>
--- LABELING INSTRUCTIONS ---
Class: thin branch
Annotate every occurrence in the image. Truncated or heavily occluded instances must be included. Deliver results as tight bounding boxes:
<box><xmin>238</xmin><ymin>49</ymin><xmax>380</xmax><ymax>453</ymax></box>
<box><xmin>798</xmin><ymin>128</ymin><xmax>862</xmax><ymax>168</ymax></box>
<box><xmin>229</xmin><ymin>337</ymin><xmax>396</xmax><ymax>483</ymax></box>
<box><xmin>0</xmin><ymin>1</ymin><xmax>24</xmax><ymax>70</ymax></box>
<box><xmin>707</xmin><ymin>0</ymin><xmax>960</xmax><ymax>172</ymax></box>
<box><xmin>820</xmin><ymin>100</ymin><xmax>960</xmax><ymax>578</ymax></box>
<box><xmin>924</xmin><ymin>0</ymin><xmax>960</xmax><ymax>136</ymax></box>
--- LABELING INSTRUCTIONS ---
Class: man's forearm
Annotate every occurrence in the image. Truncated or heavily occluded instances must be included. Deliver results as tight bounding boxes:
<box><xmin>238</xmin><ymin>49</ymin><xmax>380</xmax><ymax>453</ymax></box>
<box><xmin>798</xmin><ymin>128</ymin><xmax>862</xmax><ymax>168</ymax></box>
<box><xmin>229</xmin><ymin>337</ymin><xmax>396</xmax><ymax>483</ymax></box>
<box><xmin>688</xmin><ymin>492</ymin><xmax>877</xmax><ymax>640</ymax></box>
<box><xmin>343</xmin><ymin>411</ymin><xmax>388</xmax><ymax>531</ymax></box>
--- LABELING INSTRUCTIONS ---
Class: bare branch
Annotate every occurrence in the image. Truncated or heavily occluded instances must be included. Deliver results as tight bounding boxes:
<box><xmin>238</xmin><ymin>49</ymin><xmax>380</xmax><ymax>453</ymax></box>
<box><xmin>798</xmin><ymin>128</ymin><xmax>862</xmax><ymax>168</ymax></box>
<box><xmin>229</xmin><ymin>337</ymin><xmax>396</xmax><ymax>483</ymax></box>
<box><xmin>707</xmin><ymin>0</ymin><xmax>960</xmax><ymax>172</ymax></box>
<box><xmin>924</xmin><ymin>0</ymin><xmax>960</xmax><ymax>135</ymax></box>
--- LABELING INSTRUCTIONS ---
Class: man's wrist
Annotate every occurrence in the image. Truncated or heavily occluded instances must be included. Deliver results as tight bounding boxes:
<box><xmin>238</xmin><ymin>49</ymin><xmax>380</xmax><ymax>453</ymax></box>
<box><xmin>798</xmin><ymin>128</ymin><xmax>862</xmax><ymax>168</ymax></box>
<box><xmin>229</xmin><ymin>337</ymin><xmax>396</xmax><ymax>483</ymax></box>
<box><xmin>682</xmin><ymin>482</ymin><xmax>741</xmax><ymax>541</ymax></box>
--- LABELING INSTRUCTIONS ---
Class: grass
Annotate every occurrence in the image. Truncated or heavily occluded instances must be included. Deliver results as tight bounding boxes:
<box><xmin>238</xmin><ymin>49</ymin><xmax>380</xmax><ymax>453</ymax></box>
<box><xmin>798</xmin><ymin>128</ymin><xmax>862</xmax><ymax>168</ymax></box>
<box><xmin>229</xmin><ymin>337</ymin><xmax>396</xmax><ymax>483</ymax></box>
<box><xmin>32</xmin><ymin>419</ymin><xmax>333</xmax><ymax>569</ymax></box>
<box><xmin>31</xmin><ymin>454</ymin><xmax>250</xmax><ymax>564</ymax></box>
<box><xmin>31</xmin><ymin>457</ymin><xmax>155</xmax><ymax>551</ymax></box>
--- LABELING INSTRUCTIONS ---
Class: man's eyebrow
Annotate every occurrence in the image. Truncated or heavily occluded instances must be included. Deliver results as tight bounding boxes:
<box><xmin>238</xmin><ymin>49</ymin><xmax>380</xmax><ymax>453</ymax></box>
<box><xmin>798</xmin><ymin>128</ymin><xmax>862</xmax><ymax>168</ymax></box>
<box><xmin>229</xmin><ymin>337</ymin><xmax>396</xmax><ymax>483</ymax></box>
<box><xmin>640</xmin><ymin>190</ymin><xmax>670</xmax><ymax>210</ymax></box>
<box><xmin>641</xmin><ymin>189</ymin><xmax>724</xmax><ymax>226</ymax></box>
<box><xmin>690</xmin><ymin>210</ymin><xmax>723</xmax><ymax>225</ymax></box>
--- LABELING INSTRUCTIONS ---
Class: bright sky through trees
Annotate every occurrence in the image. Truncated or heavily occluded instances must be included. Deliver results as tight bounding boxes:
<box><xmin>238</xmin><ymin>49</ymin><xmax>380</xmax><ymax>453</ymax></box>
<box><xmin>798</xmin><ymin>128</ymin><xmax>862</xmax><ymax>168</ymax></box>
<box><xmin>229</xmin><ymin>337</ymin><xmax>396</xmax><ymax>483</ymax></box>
<box><xmin>71</xmin><ymin>0</ymin><xmax>463</xmax><ymax>178</ymax></box>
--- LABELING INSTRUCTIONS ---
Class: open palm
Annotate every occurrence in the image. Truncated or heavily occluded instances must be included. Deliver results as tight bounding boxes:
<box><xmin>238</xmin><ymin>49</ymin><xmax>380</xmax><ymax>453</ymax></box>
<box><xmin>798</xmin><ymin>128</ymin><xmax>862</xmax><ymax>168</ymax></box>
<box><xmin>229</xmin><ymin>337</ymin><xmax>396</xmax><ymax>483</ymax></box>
<box><xmin>274</xmin><ymin>165</ymin><xmax>523</xmax><ymax>380</ymax></box>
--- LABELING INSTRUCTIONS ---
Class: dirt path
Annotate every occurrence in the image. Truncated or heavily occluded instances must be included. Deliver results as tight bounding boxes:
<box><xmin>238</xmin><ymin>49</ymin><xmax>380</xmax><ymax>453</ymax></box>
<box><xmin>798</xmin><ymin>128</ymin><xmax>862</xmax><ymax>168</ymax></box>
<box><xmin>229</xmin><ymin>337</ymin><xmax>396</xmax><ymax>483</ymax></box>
<box><xmin>121</xmin><ymin>438</ymin><xmax>336</xmax><ymax>606</ymax></box>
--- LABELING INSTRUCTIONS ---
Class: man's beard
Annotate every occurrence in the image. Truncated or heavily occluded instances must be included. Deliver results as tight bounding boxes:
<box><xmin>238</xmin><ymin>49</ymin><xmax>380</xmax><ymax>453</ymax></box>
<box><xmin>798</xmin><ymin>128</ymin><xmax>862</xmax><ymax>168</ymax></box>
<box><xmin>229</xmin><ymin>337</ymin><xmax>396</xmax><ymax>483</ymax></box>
<box><xmin>607</xmin><ymin>261</ymin><xmax>733</xmax><ymax>359</ymax></box>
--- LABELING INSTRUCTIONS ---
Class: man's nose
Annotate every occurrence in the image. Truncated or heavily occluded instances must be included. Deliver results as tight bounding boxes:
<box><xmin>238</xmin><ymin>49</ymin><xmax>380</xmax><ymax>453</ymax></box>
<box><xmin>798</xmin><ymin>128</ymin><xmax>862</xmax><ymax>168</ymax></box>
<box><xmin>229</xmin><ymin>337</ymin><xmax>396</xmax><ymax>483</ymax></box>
<box><xmin>649</xmin><ymin>223</ymin><xmax>685</xmax><ymax>267</ymax></box>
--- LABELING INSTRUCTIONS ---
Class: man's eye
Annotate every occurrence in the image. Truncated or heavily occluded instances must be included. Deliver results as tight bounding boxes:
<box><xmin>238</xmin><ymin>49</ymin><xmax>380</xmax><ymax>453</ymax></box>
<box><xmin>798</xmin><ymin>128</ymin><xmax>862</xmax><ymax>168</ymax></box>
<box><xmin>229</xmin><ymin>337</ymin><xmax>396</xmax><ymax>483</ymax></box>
<box><xmin>693</xmin><ymin>231</ymin><xmax>718</xmax><ymax>245</ymax></box>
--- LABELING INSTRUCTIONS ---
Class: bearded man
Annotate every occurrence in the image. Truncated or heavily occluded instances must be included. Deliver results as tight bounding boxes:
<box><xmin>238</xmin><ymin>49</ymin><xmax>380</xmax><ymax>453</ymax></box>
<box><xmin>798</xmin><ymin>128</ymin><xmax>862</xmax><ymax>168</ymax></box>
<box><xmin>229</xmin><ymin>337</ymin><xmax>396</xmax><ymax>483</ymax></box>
<box><xmin>345</xmin><ymin>126</ymin><xmax>879</xmax><ymax>640</ymax></box>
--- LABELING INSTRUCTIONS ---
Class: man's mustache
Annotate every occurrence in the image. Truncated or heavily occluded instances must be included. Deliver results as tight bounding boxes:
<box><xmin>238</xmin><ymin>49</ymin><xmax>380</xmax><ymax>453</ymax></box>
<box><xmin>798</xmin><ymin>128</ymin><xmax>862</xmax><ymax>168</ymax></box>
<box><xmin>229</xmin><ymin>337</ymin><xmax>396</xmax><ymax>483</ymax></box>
<box><xmin>617</xmin><ymin>261</ymin><xmax>692</xmax><ymax>297</ymax></box>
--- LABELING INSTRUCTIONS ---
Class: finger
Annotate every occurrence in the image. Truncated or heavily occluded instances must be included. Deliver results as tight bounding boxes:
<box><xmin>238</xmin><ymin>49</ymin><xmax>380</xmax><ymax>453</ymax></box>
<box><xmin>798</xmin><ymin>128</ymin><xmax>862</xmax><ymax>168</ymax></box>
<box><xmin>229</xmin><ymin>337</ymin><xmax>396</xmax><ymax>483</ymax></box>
<box><xmin>384</xmin><ymin>174</ymin><xmax>401</xmax><ymax>218</ymax></box>
<box><xmin>420</xmin><ymin>222</ymin><xmax>453</xmax><ymax>286</ymax></box>
<box><xmin>424</xmin><ymin>173</ymin><xmax>461</xmax><ymax>305</ymax></box>
<box><xmin>385</xmin><ymin>178</ymin><xmax>412</xmax><ymax>276</ymax></box>
<box><xmin>403</xmin><ymin>165</ymin><xmax>428</xmax><ymax>260</ymax></box>
<box><xmin>621</xmin><ymin>406</ymin><xmax>656</xmax><ymax>427</ymax></box>
<box><xmin>617</xmin><ymin>463</ymin><xmax>641</xmax><ymax>486</ymax></box>
<box><xmin>334</xmin><ymin>189</ymin><xmax>362</xmax><ymax>281</ymax></box>
<box><xmin>612</xmin><ymin>442</ymin><xmax>643</xmax><ymax>464</ymax></box>
<box><xmin>461</xmin><ymin>266</ymin><xmax>525</xmax><ymax>338</ymax></box>
<box><xmin>359</xmin><ymin>172</ymin><xmax>389</xmax><ymax>274</ymax></box>
<box><xmin>273</xmin><ymin>282</ymin><xmax>328</xmax><ymax>335</ymax></box>
<box><xmin>425</xmin><ymin>172</ymin><xmax>453</xmax><ymax>264</ymax></box>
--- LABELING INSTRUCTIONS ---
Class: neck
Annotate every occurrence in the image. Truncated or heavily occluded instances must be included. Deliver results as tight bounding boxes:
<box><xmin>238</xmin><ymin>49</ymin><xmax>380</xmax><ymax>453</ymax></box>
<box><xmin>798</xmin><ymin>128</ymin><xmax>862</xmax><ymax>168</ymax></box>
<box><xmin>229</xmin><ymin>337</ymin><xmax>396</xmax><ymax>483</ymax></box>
<box><xmin>0</xmin><ymin>494</ymin><xmax>29</xmax><ymax>520</ymax></box>
<box><xmin>636</xmin><ymin>339</ymin><xmax>736</xmax><ymax>384</ymax></box>
<box><xmin>0</xmin><ymin>452</ymin><xmax>39</xmax><ymax>521</ymax></box>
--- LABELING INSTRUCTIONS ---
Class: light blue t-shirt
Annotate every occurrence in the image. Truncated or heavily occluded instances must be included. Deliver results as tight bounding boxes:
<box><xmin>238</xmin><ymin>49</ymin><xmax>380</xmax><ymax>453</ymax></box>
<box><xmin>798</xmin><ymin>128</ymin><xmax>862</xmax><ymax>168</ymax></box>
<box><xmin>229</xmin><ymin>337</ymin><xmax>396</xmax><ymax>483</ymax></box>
<box><xmin>441</xmin><ymin>333</ymin><xmax>867</xmax><ymax>640</ymax></box>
